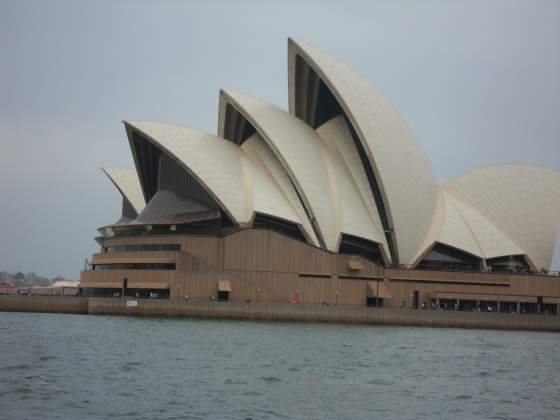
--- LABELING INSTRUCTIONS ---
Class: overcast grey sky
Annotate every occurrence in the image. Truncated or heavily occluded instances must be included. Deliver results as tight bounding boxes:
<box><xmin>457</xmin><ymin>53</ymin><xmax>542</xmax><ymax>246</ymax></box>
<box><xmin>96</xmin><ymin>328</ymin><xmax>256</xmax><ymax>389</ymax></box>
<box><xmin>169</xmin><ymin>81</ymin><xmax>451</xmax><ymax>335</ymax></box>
<box><xmin>1</xmin><ymin>0</ymin><xmax>559</xmax><ymax>279</ymax></box>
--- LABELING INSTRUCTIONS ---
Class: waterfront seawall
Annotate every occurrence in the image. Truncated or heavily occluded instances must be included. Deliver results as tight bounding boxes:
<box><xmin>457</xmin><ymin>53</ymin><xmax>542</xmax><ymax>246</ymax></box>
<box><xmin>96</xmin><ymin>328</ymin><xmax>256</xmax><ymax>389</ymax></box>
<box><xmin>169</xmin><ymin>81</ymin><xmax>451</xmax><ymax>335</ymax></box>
<box><xmin>0</xmin><ymin>295</ymin><xmax>89</xmax><ymax>314</ymax></box>
<box><xmin>1</xmin><ymin>296</ymin><xmax>560</xmax><ymax>332</ymax></box>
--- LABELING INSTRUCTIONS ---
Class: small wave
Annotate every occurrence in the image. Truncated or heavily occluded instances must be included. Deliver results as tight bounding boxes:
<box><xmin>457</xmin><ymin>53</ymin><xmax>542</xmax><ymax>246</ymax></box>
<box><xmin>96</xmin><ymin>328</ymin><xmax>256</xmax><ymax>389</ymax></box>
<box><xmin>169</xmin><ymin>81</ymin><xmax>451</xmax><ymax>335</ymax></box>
<box><xmin>224</xmin><ymin>378</ymin><xmax>248</xmax><ymax>385</ymax></box>
<box><xmin>3</xmin><ymin>363</ymin><xmax>31</xmax><ymax>371</ymax></box>
<box><xmin>261</xmin><ymin>376</ymin><xmax>282</xmax><ymax>383</ymax></box>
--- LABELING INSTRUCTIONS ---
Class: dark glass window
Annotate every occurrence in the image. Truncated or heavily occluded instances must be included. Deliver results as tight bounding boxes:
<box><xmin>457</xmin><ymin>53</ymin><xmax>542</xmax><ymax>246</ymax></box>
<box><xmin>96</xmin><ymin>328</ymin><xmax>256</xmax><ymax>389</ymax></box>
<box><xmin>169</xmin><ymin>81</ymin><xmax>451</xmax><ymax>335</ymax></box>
<box><xmin>252</xmin><ymin>213</ymin><xmax>306</xmax><ymax>242</ymax></box>
<box><xmin>106</xmin><ymin>244</ymin><xmax>180</xmax><ymax>253</ymax></box>
<box><xmin>339</xmin><ymin>234</ymin><xmax>384</xmax><ymax>265</ymax></box>
<box><xmin>486</xmin><ymin>255</ymin><xmax>529</xmax><ymax>273</ymax></box>
<box><xmin>92</xmin><ymin>263</ymin><xmax>175</xmax><ymax>270</ymax></box>
<box><xmin>417</xmin><ymin>243</ymin><xmax>481</xmax><ymax>271</ymax></box>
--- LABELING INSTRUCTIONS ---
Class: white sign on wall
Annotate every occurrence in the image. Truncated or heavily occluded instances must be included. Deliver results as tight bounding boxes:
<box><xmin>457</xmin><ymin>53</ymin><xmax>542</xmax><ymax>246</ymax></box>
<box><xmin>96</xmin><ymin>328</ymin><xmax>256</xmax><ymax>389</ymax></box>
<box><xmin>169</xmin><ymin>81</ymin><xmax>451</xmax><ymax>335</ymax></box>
<box><xmin>126</xmin><ymin>300</ymin><xmax>138</xmax><ymax>307</ymax></box>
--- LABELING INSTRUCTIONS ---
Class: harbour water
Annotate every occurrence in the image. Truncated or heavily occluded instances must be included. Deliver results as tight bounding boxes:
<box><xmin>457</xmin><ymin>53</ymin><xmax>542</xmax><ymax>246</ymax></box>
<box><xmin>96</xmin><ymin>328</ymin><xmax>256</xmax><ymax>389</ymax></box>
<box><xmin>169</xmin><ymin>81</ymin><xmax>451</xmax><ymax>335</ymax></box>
<box><xmin>0</xmin><ymin>312</ymin><xmax>558</xmax><ymax>419</ymax></box>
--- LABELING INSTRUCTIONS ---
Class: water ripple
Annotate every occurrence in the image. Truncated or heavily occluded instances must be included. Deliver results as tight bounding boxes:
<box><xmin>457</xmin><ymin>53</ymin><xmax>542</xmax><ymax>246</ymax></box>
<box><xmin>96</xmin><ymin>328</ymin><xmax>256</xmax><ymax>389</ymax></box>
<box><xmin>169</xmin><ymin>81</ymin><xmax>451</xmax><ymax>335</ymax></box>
<box><xmin>0</xmin><ymin>312</ymin><xmax>559</xmax><ymax>419</ymax></box>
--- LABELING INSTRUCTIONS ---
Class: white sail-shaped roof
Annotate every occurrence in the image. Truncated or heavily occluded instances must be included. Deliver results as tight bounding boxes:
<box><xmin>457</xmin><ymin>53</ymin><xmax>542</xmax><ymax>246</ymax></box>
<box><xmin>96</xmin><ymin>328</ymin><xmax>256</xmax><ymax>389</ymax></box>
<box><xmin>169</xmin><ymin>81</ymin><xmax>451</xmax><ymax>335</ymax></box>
<box><xmin>444</xmin><ymin>189</ymin><xmax>525</xmax><ymax>261</ymax></box>
<box><xmin>241</xmin><ymin>133</ymin><xmax>320</xmax><ymax>246</ymax></box>
<box><xmin>411</xmin><ymin>189</ymin><xmax>526</xmax><ymax>267</ymax></box>
<box><xmin>316</xmin><ymin>115</ymin><xmax>389</xmax><ymax>262</ymax></box>
<box><xmin>218</xmin><ymin>90</ymin><xmax>338</xmax><ymax>250</ymax></box>
<box><xmin>288</xmin><ymin>38</ymin><xmax>438</xmax><ymax>266</ymax></box>
<box><xmin>101</xmin><ymin>167</ymin><xmax>145</xmax><ymax>214</ymax></box>
<box><xmin>445</xmin><ymin>165</ymin><xmax>560</xmax><ymax>271</ymax></box>
<box><xmin>218</xmin><ymin>90</ymin><xmax>388</xmax><ymax>256</ymax></box>
<box><xmin>125</xmin><ymin>121</ymin><xmax>316</xmax><ymax>240</ymax></box>
<box><xmin>125</xmin><ymin>121</ymin><xmax>251</xmax><ymax>225</ymax></box>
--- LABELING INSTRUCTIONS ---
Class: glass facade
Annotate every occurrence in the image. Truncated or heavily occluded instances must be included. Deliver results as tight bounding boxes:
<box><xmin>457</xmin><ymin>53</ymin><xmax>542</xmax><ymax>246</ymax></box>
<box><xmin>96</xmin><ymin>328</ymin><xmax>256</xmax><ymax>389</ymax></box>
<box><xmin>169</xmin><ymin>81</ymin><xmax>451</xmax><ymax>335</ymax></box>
<box><xmin>106</xmin><ymin>244</ymin><xmax>180</xmax><ymax>253</ymax></box>
<box><xmin>417</xmin><ymin>243</ymin><xmax>481</xmax><ymax>271</ymax></box>
<box><xmin>93</xmin><ymin>263</ymin><xmax>175</xmax><ymax>270</ymax></box>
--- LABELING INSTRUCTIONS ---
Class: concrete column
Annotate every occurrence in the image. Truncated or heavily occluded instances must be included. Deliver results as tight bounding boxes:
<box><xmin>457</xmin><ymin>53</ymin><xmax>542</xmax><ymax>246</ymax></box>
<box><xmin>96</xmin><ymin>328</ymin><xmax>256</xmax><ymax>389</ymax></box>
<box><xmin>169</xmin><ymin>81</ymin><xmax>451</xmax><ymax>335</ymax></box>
<box><xmin>497</xmin><ymin>302</ymin><xmax>501</xmax><ymax>312</ymax></box>
<box><xmin>517</xmin><ymin>302</ymin><xmax>521</xmax><ymax>313</ymax></box>
<box><xmin>556</xmin><ymin>303</ymin><xmax>559</xmax><ymax>316</ymax></box>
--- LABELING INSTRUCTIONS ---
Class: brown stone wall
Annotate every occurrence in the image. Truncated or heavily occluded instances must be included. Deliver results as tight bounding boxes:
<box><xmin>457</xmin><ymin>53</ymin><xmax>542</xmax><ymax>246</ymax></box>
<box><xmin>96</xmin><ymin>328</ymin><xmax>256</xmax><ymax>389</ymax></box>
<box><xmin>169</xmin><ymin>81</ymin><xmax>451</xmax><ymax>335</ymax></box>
<box><xmin>81</xmin><ymin>229</ymin><xmax>560</xmax><ymax>308</ymax></box>
<box><xmin>0</xmin><ymin>295</ymin><xmax>88</xmax><ymax>314</ymax></box>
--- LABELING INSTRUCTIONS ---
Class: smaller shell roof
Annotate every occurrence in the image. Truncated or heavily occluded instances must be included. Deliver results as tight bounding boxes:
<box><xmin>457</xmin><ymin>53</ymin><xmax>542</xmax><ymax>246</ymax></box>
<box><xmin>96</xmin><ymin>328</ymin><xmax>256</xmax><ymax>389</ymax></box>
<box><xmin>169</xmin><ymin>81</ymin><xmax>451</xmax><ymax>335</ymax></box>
<box><xmin>444</xmin><ymin>190</ymin><xmax>525</xmax><ymax>261</ymax></box>
<box><xmin>101</xmin><ymin>167</ymin><xmax>145</xmax><ymax>214</ymax></box>
<box><xmin>316</xmin><ymin>115</ymin><xmax>390</xmax><ymax>262</ymax></box>
<box><xmin>125</xmin><ymin>120</ymin><xmax>252</xmax><ymax>225</ymax></box>
<box><xmin>218</xmin><ymin>90</ymin><xmax>338</xmax><ymax>250</ymax></box>
<box><xmin>124</xmin><ymin>120</ymin><xmax>316</xmax><ymax>239</ymax></box>
<box><xmin>241</xmin><ymin>133</ymin><xmax>320</xmax><ymax>246</ymax></box>
<box><xmin>412</xmin><ymin>189</ymin><xmax>526</xmax><ymax>267</ymax></box>
<box><xmin>218</xmin><ymin>90</ymin><xmax>389</xmax><ymax>257</ymax></box>
<box><xmin>444</xmin><ymin>164</ymin><xmax>560</xmax><ymax>270</ymax></box>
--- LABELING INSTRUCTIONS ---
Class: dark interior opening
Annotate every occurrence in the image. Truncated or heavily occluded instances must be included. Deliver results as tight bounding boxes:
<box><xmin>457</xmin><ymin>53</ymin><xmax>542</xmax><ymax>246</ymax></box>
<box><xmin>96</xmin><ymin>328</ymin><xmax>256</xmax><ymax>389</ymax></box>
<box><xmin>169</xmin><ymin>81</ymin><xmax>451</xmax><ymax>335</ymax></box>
<box><xmin>366</xmin><ymin>297</ymin><xmax>384</xmax><ymax>307</ymax></box>
<box><xmin>126</xmin><ymin>288</ymin><xmax>170</xmax><ymax>299</ymax></box>
<box><xmin>93</xmin><ymin>263</ymin><xmax>176</xmax><ymax>270</ymax></box>
<box><xmin>130</xmin><ymin>130</ymin><xmax>161</xmax><ymax>203</ymax></box>
<box><xmin>129</xmin><ymin>127</ymin><xmax>236</xmax><ymax>229</ymax></box>
<box><xmin>338</xmin><ymin>234</ymin><xmax>384</xmax><ymax>265</ymax></box>
<box><xmin>486</xmin><ymin>255</ymin><xmax>530</xmax><ymax>273</ymax></box>
<box><xmin>253</xmin><ymin>213</ymin><xmax>307</xmax><ymax>242</ymax></box>
<box><xmin>222</xmin><ymin>103</ymin><xmax>256</xmax><ymax>145</ymax></box>
<box><xmin>343</xmin><ymin>115</ymin><xmax>397</xmax><ymax>264</ymax></box>
<box><xmin>107</xmin><ymin>244</ymin><xmax>181</xmax><ymax>253</ymax></box>
<box><xmin>122</xmin><ymin>197</ymin><xmax>138</xmax><ymax>220</ymax></box>
<box><xmin>158</xmin><ymin>152</ymin><xmax>220</xmax><ymax>210</ymax></box>
<box><xmin>217</xmin><ymin>290</ymin><xmax>230</xmax><ymax>302</ymax></box>
<box><xmin>417</xmin><ymin>243</ymin><xmax>481</xmax><ymax>272</ymax></box>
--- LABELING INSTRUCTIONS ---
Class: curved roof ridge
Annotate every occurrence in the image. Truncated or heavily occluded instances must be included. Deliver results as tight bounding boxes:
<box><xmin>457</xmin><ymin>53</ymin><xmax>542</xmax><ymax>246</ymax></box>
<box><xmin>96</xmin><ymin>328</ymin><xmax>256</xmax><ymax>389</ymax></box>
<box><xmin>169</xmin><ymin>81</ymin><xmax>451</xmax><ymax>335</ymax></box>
<box><xmin>218</xmin><ymin>89</ymin><xmax>339</xmax><ymax>250</ymax></box>
<box><xmin>288</xmin><ymin>37</ymin><xmax>438</xmax><ymax>266</ymax></box>
<box><xmin>101</xmin><ymin>167</ymin><xmax>145</xmax><ymax>214</ymax></box>
<box><xmin>124</xmin><ymin>120</ymin><xmax>318</xmax><ymax>243</ymax></box>
<box><xmin>443</xmin><ymin>192</ymin><xmax>485</xmax><ymax>259</ymax></box>
<box><xmin>443</xmin><ymin>166</ymin><xmax>560</xmax><ymax>270</ymax></box>
<box><xmin>240</xmin><ymin>133</ymin><xmax>320</xmax><ymax>246</ymax></box>
<box><xmin>444</xmin><ymin>163</ymin><xmax>560</xmax><ymax>186</ymax></box>
<box><xmin>443</xmin><ymin>186</ymin><xmax>530</xmax><ymax>262</ymax></box>
<box><xmin>124</xmin><ymin>120</ymin><xmax>252</xmax><ymax>225</ymax></box>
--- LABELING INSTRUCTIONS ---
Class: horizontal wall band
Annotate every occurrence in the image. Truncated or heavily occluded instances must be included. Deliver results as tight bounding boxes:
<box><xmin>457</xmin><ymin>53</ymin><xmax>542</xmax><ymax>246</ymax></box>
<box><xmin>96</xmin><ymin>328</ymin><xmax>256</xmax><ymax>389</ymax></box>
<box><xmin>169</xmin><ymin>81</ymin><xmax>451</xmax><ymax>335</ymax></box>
<box><xmin>338</xmin><ymin>275</ymin><xmax>383</xmax><ymax>281</ymax></box>
<box><xmin>390</xmin><ymin>278</ymin><xmax>509</xmax><ymax>287</ymax></box>
<box><xmin>299</xmin><ymin>273</ymin><xmax>331</xmax><ymax>278</ymax></box>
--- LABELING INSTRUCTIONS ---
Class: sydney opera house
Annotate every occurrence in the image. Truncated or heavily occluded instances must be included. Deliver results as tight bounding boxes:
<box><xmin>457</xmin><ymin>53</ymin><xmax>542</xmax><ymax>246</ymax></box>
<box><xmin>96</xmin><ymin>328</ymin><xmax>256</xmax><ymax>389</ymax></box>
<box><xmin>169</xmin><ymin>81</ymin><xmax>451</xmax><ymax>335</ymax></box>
<box><xmin>80</xmin><ymin>38</ymin><xmax>560</xmax><ymax>313</ymax></box>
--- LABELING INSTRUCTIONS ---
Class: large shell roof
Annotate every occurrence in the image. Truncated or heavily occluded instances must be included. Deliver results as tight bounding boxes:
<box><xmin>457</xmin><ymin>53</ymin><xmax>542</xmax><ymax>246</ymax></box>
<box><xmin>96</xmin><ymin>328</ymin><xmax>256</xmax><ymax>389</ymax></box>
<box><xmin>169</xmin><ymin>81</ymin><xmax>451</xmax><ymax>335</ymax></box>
<box><xmin>218</xmin><ymin>90</ymin><xmax>389</xmax><ymax>258</ymax></box>
<box><xmin>287</xmin><ymin>38</ymin><xmax>438</xmax><ymax>265</ymax></box>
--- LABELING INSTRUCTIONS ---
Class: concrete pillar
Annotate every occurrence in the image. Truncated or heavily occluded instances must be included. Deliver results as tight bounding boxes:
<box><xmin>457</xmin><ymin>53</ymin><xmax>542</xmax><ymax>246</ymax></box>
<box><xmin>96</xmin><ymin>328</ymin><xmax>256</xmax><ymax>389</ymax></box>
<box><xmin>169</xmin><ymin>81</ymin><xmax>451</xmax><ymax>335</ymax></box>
<box><xmin>556</xmin><ymin>303</ymin><xmax>559</xmax><ymax>316</ymax></box>
<box><xmin>497</xmin><ymin>302</ymin><xmax>501</xmax><ymax>312</ymax></box>
<box><xmin>517</xmin><ymin>302</ymin><xmax>521</xmax><ymax>313</ymax></box>
<box><xmin>476</xmin><ymin>300</ymin><xmax>480</xmax><ymax>311</ymax></box>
